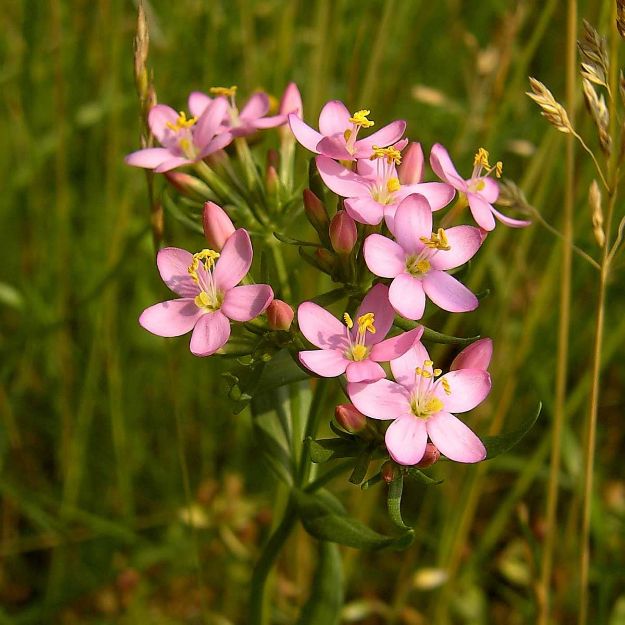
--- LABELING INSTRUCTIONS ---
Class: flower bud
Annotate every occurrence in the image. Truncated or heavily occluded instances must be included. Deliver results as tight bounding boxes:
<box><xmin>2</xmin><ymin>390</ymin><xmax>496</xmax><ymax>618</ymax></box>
<box><xmin>266</xmin><ymin>164</ymin><xmax>279</xmax><ymax>196</ymax></box>
<box><xmin>329</xmin><ymin>210</ymin><xmax>357</xmax><ymax>255</ymax></box>
<box><xmin>381</xmin><ymin>460</ymin><xmax>397</xmax><ymax>483</ymax></box>
<box><xmin>279</xmin><ymin>82</ymin><xmax>303</xmax><ymax>118</ymax></box>
<box><xmin>202</xmin><ymin>201</ymin><xmax>235</xmax><ymax>251</ymax></box>
<box><xmin>314</xmin><ymin>248</ymin><xmax>336</xmax><ymax>273</ymax></box>
<box><xmin>164</xmin><ymin>171</ymin><xmax>212</xmax><ymax>201</ymax></box>
<box><xmin>334</xmin><ymin>403</ymin><xmax>367</xmax><ymax>433</ymax></box>
<box><xmin>267</xmin><ymin>148</ymin><xmax>280</xmax><ymax>171</ymax></box>
<box><xmin>266</xmin><ymin>299</ymin><xmax>294</xmax><ymax>331</ymax></box>
<box><xmin>398</xmin><ymin>142</ymin><xmax>424</xmax><ymax>185</ymax></box>
<box><xmin>450</xmin><ymin>337</ymin><xmax>493</xmax><ymax>371</ymax></box>
<box><xmin>303</xmin><ymin>189</ymin><xmax>330</xmax><ymax>239</ymax></box>
<box><xmin>415</xmin><ymin>443</ymin><xmax>440</xmax><ymax>468</ymax></box>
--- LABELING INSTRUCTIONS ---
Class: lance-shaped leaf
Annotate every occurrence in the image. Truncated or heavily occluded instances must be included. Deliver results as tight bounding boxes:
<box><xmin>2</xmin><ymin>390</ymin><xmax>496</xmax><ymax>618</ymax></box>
<box><xmin>387</xmin><ymin>474</ymin><xmax>410</xmax><ymax>530</ymax></box>
<box><xmin>307</xmin><ymin>437</ymin><xmax>361</xmax><ymax>464</ymax></box>
<box><xmin>483</xmin><ymin>403</ymin><xmax>542</xmax><ymax>459</ymax></box>
<box><xmin>405</xmin><ymin>468</ymin><xmax>444</xmax><ymax>486</ymax></box>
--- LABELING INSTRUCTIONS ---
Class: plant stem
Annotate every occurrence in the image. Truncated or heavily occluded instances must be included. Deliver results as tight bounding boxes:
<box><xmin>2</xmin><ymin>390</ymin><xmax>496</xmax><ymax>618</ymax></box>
<box><xmin>249</xmin><ymin>499</ymin><xmax>297</xmax><ymax>625</ymax></box>
<box><xmin>537</xmin><ymin>1</ymin><xmax>576</xmax><ymax>622</ymax></box>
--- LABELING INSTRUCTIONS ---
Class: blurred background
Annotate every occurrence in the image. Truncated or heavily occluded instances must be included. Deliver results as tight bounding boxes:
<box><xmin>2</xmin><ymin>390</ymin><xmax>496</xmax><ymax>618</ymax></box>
<box><xmin>2</xmin><ymin>0</ymin><xmax>624</xmax><ymax>623</ymax></box>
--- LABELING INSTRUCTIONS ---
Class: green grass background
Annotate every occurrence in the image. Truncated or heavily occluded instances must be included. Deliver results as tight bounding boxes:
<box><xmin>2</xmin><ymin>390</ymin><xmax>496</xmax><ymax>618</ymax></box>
<box><xmin>1</xmin><ymin>0</ymin><xmax>624</xmax><ymax>623</ymax></box>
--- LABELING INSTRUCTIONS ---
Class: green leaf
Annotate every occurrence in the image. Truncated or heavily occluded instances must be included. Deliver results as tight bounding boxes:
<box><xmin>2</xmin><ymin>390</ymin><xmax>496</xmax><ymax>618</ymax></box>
<box><xmin>311</xmin><ymin>288</ymin><xmax>349</xmax><ymax>307</ymax></box>
<box><xmin>273</xmin><ymin>231</ymin><xmax>322</xmax><ymax>247</ymax></box>
<box><xmin>483</xmin><ymin>402</ymin><xmax>542</xmax><ymax>459</ymax></box>
<box><xmin>348</xmin><ymin>449</ymin><xmax>372</xmax><ymax>485</ymax></box>
<box><xmin>307</xmin><ymin>438</ymin><xmax>360</xmax><ymax>464</ymax></box>
<box><xmin>255</xmin><ymin>349</ymin><xmax>310</xmax><ymax>392</ymax></box>
<box><xmin>387</xmin><ymin>475</ymin><xmax>410</xmax><ymax>530</ymax></box>
<box><xmin>405</xmin><ymin>468</ymin><xmax>444</xmax><ymax>486</ymax></box>
<box><xmin>293</xmin><ymin>489</ymin><xmax>413</xmax><ymax>550</ymax></box>
<box><xmin>162</xmin><ymin>191</ymin><xmax>204</xmax><ymax>235</ymax></box>
<box><xmin>296</xmin><ymin>542</ymin><xmax>343</xmax><ymax>625</ymax></box>
<box><xmin>392</xmin><ymin>316</ymin><xmax>480</xmax><ymax>345</ymax></box>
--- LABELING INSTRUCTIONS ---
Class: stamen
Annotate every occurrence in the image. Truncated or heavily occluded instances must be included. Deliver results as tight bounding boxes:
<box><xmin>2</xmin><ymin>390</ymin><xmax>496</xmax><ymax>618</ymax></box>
<box><xmin>473</xmin><ymin>147</ymin><xmax>491</xmax><ymax>169</ymax></box>
<box><xmin>210</xmin><ymin>85</ymin><xmax>238</xmax><ymax>98</ymax></box>
<box><xmin>343</xmin><ymin>312</ymin><xmax>354</xmax><ymax>329</ymax></box>
<box><xmin>495</xmin><ymin>161</ymin><xmax>503</xmax><ymax>178</ymax></box>
<box><xmin>420</xmin><ymin>228</ymin><xmax>451</xmax><ymax>251</ymax></box>
<box><xmin>441</xmin><ymin>378</ymin><xmax>452</xmax><ymax>395</ymax></box>
<box><xmin>166</xmin><ymin>111</ymin><xmax>198</xmax><ymax>132</ymax></box>
<box><xmin>349</xmin><ymin>109</ymin><xmax>375</xmax><ymax>128</ymax></box>
<box><xmin>371</xmin><ymin>145</ymin><xmax>402</xmax><ymax>165</ymax></box>
<box><xmin>386</xmin><ymin>178</ymin><xmax>401</xmax><ymax>193</ymax></box>
<box><xmin>188</xmin><ymin>249</ymin><xmax>220</xmax><ymax>283</ymax></box>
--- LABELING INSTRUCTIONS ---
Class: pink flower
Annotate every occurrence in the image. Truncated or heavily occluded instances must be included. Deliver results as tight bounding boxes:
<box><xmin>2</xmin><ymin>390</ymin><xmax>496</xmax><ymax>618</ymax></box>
<box><xmin>125</xmin><ymin>97</ymin><xmax>234</xmax><ymax>172</ymax></box>
<box><xmin>288</xmin><ymin>101</ymin><xmax>406</xmax><ymax>160</ymax></box>
<box><xmin>364</xmin><ymin>194</ymin><xmax>483</xmax><ymax>320</ymax></box>
<box><xmin>139</xmin><ymin>229</ymin><xmax>273</xmax><ymax>356</ymax></box>
<box><xmin>430</xmin><ymin>144</ymin><xmax>531</xmax><ymax>231</ymax></box>
<box><xmin>202</xmin><ymin>201</ymin><xmax>235</xmax><ymax>251</ymax></box>
<box><xmin>348</xmin><ymin>343</ymin><xmax>490</xmax><ymax>465</ymax></box>
<box><xmin>315</xmin><ymin>148</ymin><xmax>454</xmax><ymax>226</ymax></box>
<box><xmin>187</xmin><ymin>85</ymin><xmax>288</xmax><ymax>137</ymax></box>
<box><xmin>298</xmin><ymin>283</ymin><xmax>423</xmax><ymax>383</ymax></box>
<box><xmin>451</xmin><ymin>337</ymin><xmax>493</xmax><ymax>371</ymax></box>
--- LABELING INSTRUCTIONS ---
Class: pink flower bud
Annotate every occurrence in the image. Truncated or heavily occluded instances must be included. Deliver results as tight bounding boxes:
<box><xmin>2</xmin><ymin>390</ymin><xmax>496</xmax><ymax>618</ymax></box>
<box><xmin>303</xmin><ymin>189</ymin><xmax>330</xmax><ymax>237</ymax></box>
<box><xmin>266</xmin><ymin>164</ymin><xmax>279</xmax><ymax>195</ymax></box>
<box><xmin>164</xmin><ymin>172</ymin><xmax>211</xmax><ymax>200</ymax></box>
<box><xmin>334</xmin><ymin>403</ymin><xmax>367</xmax><ymax>433</ymax></box>
<box><xmin>450</xmin><ymin>337</ymin><xmax>493</xmax><ymax>371</ymax></box>
<box><xmin>202</xmin><ymin>201</ymin><xmax>235</xmax><ymax>251</ymax></box>
<box><xmin>267</xmin><ymin>149</ymin><xmax>280</xmax><ymax>170</ymax></box>
<box><xmin>329</xmin><ymin>210</ymin><xmax>357</xmax><ymax>254</ymax></box>
<box><xmin>415</xmin><ymin>443</ymin><xmax>440</xmax><ymax>468</ymax></box>
<box><xmin>279</xmin><ymin>82</ymin><xmax>303</xmax><ymax>118</ymax></box>
<box><xmin>398</xmin><ymin>142</ymin><xmax>424</xmax><ymax>185</ymax></box>
<box><xmin>381</xmin><ymin>460</ymin><xmax>396</xmax><ymax>483</ymax></box>
<box><xmin>267</xmin><ymin>299</ymin><xmax>294</xmax><ymax>331</ymax></box>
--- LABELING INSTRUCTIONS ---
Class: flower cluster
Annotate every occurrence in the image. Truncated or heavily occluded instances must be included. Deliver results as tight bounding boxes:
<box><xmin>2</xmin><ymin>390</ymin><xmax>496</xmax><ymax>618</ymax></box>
<box><xmin>130</xmin><ymin>83</ymin><xmax>530</xmax><ymax>472</ymax></box>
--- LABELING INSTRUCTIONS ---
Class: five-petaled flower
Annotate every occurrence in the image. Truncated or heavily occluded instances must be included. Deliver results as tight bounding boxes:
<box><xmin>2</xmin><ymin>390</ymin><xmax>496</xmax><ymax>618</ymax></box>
<box><xmin>289</xmin><ymin>100</ymin><xmax>406</xmax><ymax>160</ymax></box>
<box><xmin>348</xmin><ymin>342</ymin><xmax>490</xmax><ymax>465</ymax></box>
<box><xmin>430</xmin><ymin>144</ymin><xmax>531</xmax><ymax>231</ymax></box>
<box><xmin>298</xmin><ymin>284</ymin><xmax>423</xmax><ymax>383</ymax></box>
<box><xmin>125</xmin><ymin>97</ymin><xmax>234</xmax><ymax>172</ymax></box>
<box><xmin>364</xmin><ymin>194</ymin><xmax>483</xmax><ymax>320</ymax></box>
<box><xmin>139</xmin><ymin>229</ymin><xmax>273</xmax><ymax>356</ymax></box>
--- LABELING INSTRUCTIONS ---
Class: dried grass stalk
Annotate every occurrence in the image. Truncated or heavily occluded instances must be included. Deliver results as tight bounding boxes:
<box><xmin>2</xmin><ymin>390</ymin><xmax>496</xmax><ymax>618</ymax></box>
<box><xmin>582</xmin><ymin>78</ymin><xmax>611</xmax><ymax>155</ymax></box>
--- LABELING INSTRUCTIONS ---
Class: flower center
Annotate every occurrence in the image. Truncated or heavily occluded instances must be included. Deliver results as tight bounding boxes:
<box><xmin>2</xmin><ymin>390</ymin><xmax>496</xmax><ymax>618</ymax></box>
<box><xmin>210</xmin><ymin>85</ymin><xmax>240</xmax><ymax>126</ymax></box>
<box><xmin>469</xmin><ymin>146</ymin><xmax>503</xmax><ymax>190</ymax></box>
<box><xmin>409</xmin><ymin>359</ymin><xmax>451</xmax><ymax>419</ymax></box>
<box><xmin>368</xmin><ymin>145</ymin><xmax>403</xmax><ymax>204</ymax></box>
<box><xmin>405</xmin><ymin>255</ymin><xmax>431</xmax><ymax>276</ymax></box>
<box><xmin>188</xmin><ymin>249</ymin><xmax>223</xmax><ymax>312</ymax></box>
<box><xmin>343</xmin><ymin>311</ymin><xmax>376</xmax><ymax>361</ymax></box>
<box><xmin>165</xmin><ymin>111</ymin><xmax>199</xmax><ymax>159</ymax></box>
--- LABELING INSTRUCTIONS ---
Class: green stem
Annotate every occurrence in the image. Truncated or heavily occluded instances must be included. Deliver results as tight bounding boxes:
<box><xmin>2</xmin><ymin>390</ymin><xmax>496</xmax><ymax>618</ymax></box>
<box><xmin>249</xmin><ymin>499</ymin><xmax>297</xmax><ymax>625</ymax></box>
<box><xmin>299</xmin><ymin>379</ymin><xmax>330</xmax><ymax>484</ymax></box>
<box><xmin>268</xmin><ymin>238</ymin><xmax>293</xmax><ymax>300</ymax></box>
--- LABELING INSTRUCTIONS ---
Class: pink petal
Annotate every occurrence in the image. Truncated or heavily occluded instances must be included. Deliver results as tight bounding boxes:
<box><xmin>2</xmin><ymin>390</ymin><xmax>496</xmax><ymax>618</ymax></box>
<box><xmin>188</xmin><ymin>91</ymin><xmax>212</xmax><ymax>117</ymax></box>
<box><xmin>345</xmin><ymin>360</ymin><xmax>386</xmax><ymax>383</ymax></box>
<box><xmin>345</xmin><ymin>196</ymin><xmax>384</xmax><ymax>225</ymax></box>
<box><xmin>364</xmin><ymin>234</ymin><xmax>405</xmax><ymax>278</ymax></box>
<box><xmin>213</xmin><ymin>229</ymin><xmax>253</xmax><ymax>291</ymax></box>
<box><xmin>355</xmin><ymin>120</ymin><xmax>407</xmax><ymax>154</ymax></box>
<box><xmin>194</xmin><ymin>97</ymin><xmax>230</xmax><ymax>147</ymax></box>
<box><xmin>390</xmin><ymin>341</ymin><xmax>431</xmax><ymax>388</ymax></box>
<box><xmin>347</xmin><ymin>379</ymin><xmax>410</xmax><ymax>421</ymax></box>
<box><xmin>199</xmin><ymin>131</ymin><xmax>234</xmax><ymax>158</ymax></box>
<box><xmin>355</xmin><ymin>283</ymin><xmax>394</xmax><ymax>344</ymax></box>
<box><xmin>253</xmin><ymin>114</ymin><xmax>287</xmax><ymax>129</ymax></box>
<box><xmin>316</xmin><ymin>135</ymin><xmax>353</xmax><ymax>160</ymax></box>
<box><xmin>125</xmin><ymin>147</ymin><xmax>173</xmax><ymax>169</ymax></box>
<box><xmin>422</xmin><ymin>271</ymin><xmax>478</xmax><ymax>313</ymax></box>
<box><xmin>298</xmin><ymin>302</ymin><xmax>346</xmax><ymax>349</ymax></box>
<box><xmin>189</xmin><ymin>311</ymin><xmax>231</xmax><ymax>356</ymax></box>
<box><xmin>221</xmin><ymin>284</ymin><xmax>273</xmax><ymax>321</ymax></box>
<box><xmin>427</xmin><ymin>411</ymin><xmax>486</xmax><ymax>463</ymax></box>
<box><xmin>389</xmin><ymin>273</ymin><xmax>426</xmax><ymax>320</ymax></box>
<box><xmin>398</xmin><ymin>182</ymin><xmax>456</xmax><ymax>211</ymax></box>
<box><xmin>318</xmin><ymin>100</ymin><xmax>351</xmax><ymax>135</ymax></box>
<box><xmin>279</xmin><ymin>82</ymin><xmax>303</xmax><ymax>117</ymax></box>
<box><xmin>370</xmin><ymin>327</ymin><xmax>424</xmax><ymax>362</ymax></box>
<box><xmin>139</xmin><ymin>299</ymin><xmax>202</xmax><ymax>337</ymax></box>
<box><xmin>288</xmin><ymin>113</ymin><xmax>324</xmax><ymax>152</ymax></box>
<box><xmin>398</xmin><ymin>142</ymin><xmax>424</xmax><ymax>185</ymax></box>
<box><xmin>154</xmin><ymin>156</ymin><xmax>193</xmax><ymax>173</ymax></box>
<box><xmin>390</xmin><ymin>194</ymin><xmax>433</xmax><ymax>253</ymax></box>
<box><xmin>429</xmin><ymin>143</ymin><xmax>467</xmax><ymax>189</ymax></box>
<box><xmin>450</xmin><ymin>338</ymin><xmax>493</xmax><ymax>371</ymax></box>
<box><xmin>467</xmin><ymin>193</ymin><xmax>496</xmax><ymax>231</ymax></box>
<box><xmin>480</xmin><ymin>177</ymin><xmax>499</xmax><ymax>203</ymax></box>
<box><xmin>240</xmin><ymin>92</ymin><xmax>270</xmax><ymax>120</ymax></box>
<box><xmin>355</xmin><ymin>157</ymin><xmax>378</xmax><ymax>179</ymax></box>
<box><xmin>156</xmin><ymin>247</ymin><xmax>200</xmax><ymax>297</ymax></box>
<box><xmin>299</xmin><ymin>349</ymin><xmax>349</xmax><ymax>377</ymax></box>
<box><xmin>491</xmin><ymin>205</ymin><xmax>532</xmax><ymax>228</ymax></box>
<box><xmin>435</xmin><ymin>369</ymin><xmax>491</xmax><ymax>413</ymax></box>
<box><xmin>148</xmin><ymin>105</ymin><xmax>180</xmax><ymax>143</ymax></box>
<box><xmin>429</xmin><ymin>225</ymin><xmax>483</xmax><ymax>271</ymax></box>
<box><xmin>316</xmin><ymin>156</ymin><xmax>368</xmax><ymax>198</ymax></box>
<box><xmin>386</xmin><ymin>416</ymin><xmax>428</xmax><ymax>465</ymax></box>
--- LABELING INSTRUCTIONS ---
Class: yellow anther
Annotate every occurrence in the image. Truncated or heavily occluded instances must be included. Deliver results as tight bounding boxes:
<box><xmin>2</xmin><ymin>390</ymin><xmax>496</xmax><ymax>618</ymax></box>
<box><xmin>473</xmin><ymin>147</ymin><xmax>491</xmax><ymax>169</ymax></box>
<box><xmin>371</xmin><ymin>145</ymin><xmax>402</xmax><ymax>165</ymax></box>
<box><xmin>421</xmin><ymin>370</ymin><xmax>432</xmax><ymax>379</ymax></box>
<box><xmin>351</xmin><ymin>344</ymin><xmax>368</xmax><ymax>361</ymax></box>
<box><xmin>495</xmin><ymin>161</ymin><xmax>503</xmax><ymax>178</ymax></box>
<box><xmin>416</xmin><ymin>259</ymin><xmax>431</xmax><ymax>274</ymax></box>
<box><xmin>343</xmin><ymin>128</ymin><xmax>352</xmax><ymax>142</ymax></box>
<box><xmin>194</xmin><ymin>291</ymin><xmax>212</xmax><ymax>308</ymax></box>
<box><xmin>210</xmin><ymin>85</ymin><xmax>238</xmax><ymax>98</ymax></box>
<box><xmin>386</xmin><ymin>178</ymin><xmax>401</xmax><ymax>193</ymax></box>
<box><xmin>442</xmin><ymin>378</ymin><xmax>451</xmax><ymax>395</ymax></box>
<box><xmin>433</xmin><ymin>368</ymin><xmax>442</xmax><ymax>377</ymax></box>
<box><xmin>424</xmin><ymin>360</ymin><xmax>433</xmax><ymax>367</ymax></box>
<box><xmin>349</xmin><ymin>109</ymin><xmax>375</xmax><ymax>128</ymax></box>
<box><xmin>343</xmin><ymin>312</ymin><xmax>354</xmax><ymax>329</ymax></box>
<box><xmin>420</xmin><ymin>228</ymin><xmax>451</xmax><ymax>252</ymax></box>
<box><xmin>166</xmin><ymin>111</ymin><xmax>198</xmax><ymax>132</ymax></box>
<box><xmin>357</xmin><ymin>313</ymin><xmax>376</xmax><ymax>334</ymax></box>
<box><xmin>424</xmin><ymin>397</ymin><xmax>444</xmax><ymax>414</ymax></box>
<box><xmin>415</xmin><ymin>367</ymin><xmax>423</xmax><ymax>376</ymax></box>
<box><xmin>188</xmin><ymin>249</ymin><xmax>220</xmax><ymax>283</ymax></box>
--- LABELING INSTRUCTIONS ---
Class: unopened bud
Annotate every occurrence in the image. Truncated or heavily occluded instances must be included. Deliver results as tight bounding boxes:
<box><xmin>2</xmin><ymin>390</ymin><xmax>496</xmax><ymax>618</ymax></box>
<box><xmin>450</xmin><ymin>337</ymin><xmax>493</xmax><ymax>371</ymax></box>
<box><xmin>314</xmin><ymin>248</ymin><xmax>336</xmax><ymax>273</ymax></box>
<box><xmin>266</xmin><ymin>299</ymin><xmax>294</xmax><ymax>331</ymax></box>
<box><xmin>398</xmin><ymin>142</ymin><xmax>424</xmax><ymax>185</ymax></box>
<box><xmin>329</xmin><ymin>210</ymin><xmax>357</xmax><ymax>254</ymax></box>
<box><xmin>589</xmin><ymin>179</ymin><xmax>605</xmax><ymax>247</ymax></box>
<box><xmin>335</xmin><ymin>403</ymin><xmax>367</xmax><ymax>433</ymax></box>
<box><xmin>303</xmin><ymin>189</ymin><xmax>330</xmax><ymax>239</ymax></box>
<box><xmin>267</xmin><ymin>148</ymin><xmax>280</xmax><ymax>171</ymax></box>
<box><xmin>164</xmin><ymin>171</ymin><xmax>212</xmax><ymax>201</ymax></box>
<box><xmin>202</xmin><ymin>201</ymin><xmax>235</xmax><ymax>251</ymax></box>
<box><xmin>415</xmin><ymin>443</ymin><xmax>440</xmax><ymax>469</ymax></box>
<box><xmin>381</xmin><ymin>460</ymin><xmax>397</xmax><ymax>483</ymax></box>
<box><xmin>279</xmin><ymin>82</ymin><xmax>303</xmax><ymax>118</ymax></box>
<box><xmin>266</xmin><ymin>164</ymin><xmax>279</xmax><ymax>195</ymax></box>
